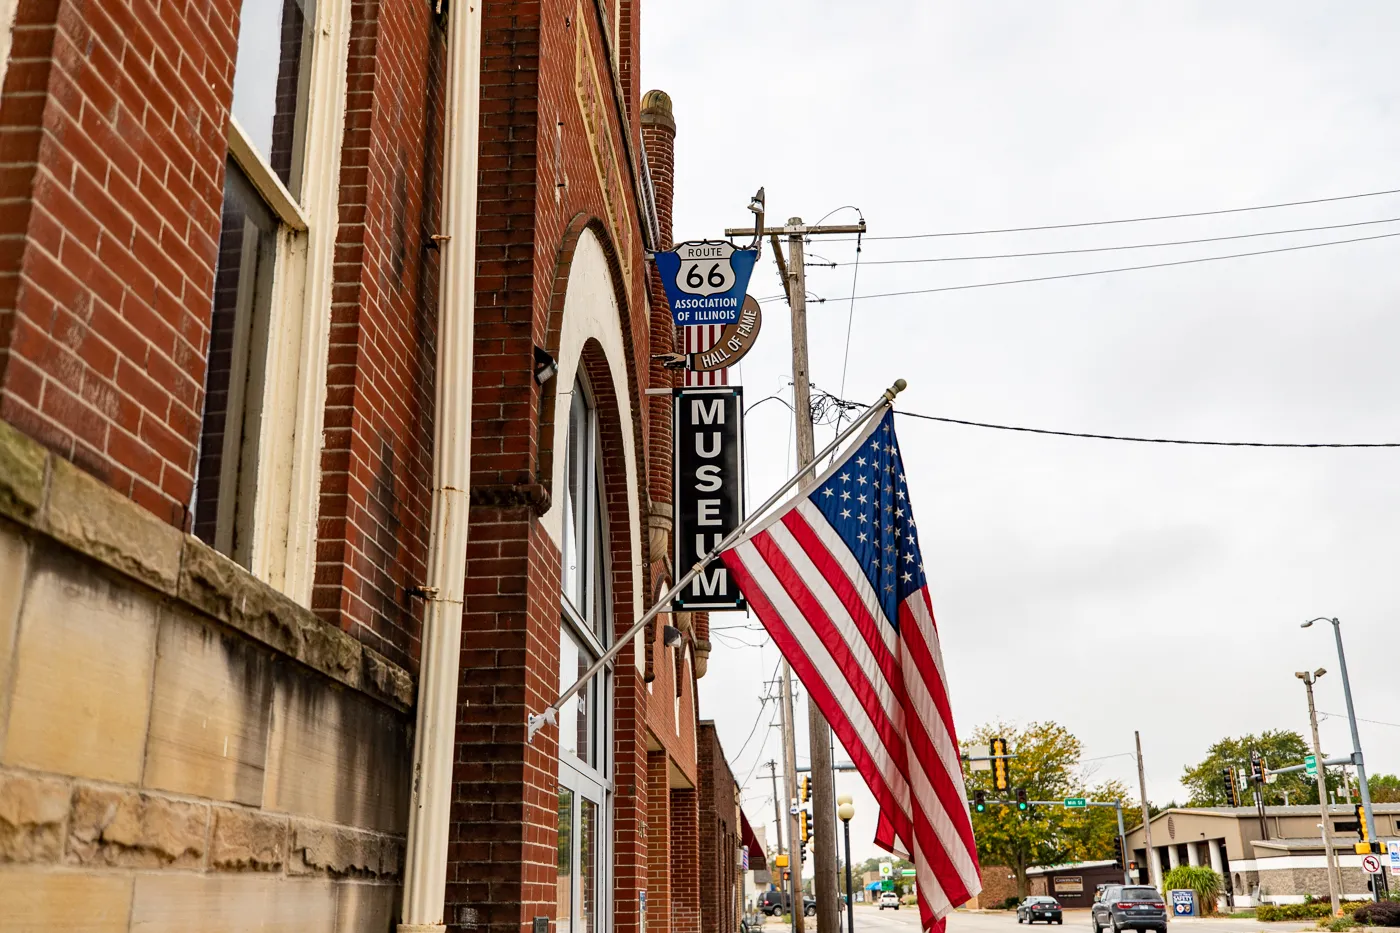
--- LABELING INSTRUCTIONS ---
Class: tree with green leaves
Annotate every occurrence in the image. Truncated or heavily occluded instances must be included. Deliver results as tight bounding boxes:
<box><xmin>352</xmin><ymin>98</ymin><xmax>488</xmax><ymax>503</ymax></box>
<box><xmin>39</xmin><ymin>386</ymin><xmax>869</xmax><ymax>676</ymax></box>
<box><xmin>1370</xmin><ymin>774</ymin><xmax>1400</xmax><ymax>804</ymax></box>
<box><xmin>963</xmin><ymin>721</ymin><xmax>1135</xmax><ymax>898</ymax></box>
<box><xmin>1180</xmin><ymin>731</ymin><xmax>1331</xmax><ymax>807</ymax></box>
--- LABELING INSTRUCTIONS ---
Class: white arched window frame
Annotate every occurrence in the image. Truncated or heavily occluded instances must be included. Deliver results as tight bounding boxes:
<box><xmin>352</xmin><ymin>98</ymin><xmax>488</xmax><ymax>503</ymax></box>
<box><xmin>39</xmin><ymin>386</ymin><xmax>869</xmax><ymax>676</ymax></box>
<box><xmin>557</xmin><ymin>372</ymin><xmax>614</xmax><ymax>933</ymax></box>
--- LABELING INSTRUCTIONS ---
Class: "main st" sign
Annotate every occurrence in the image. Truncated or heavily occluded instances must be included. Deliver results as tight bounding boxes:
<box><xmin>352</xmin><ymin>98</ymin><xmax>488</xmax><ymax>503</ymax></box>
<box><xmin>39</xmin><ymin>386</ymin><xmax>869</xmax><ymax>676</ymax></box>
<box><xmin>672</xmin><ymin>387</ymin><xmax>745</xmax><ymax>611</ymax></box>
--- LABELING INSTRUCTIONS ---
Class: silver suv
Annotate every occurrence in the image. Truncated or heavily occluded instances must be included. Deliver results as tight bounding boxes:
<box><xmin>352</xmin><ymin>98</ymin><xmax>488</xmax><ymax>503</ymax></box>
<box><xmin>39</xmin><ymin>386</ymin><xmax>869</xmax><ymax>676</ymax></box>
<box><xmin>1091</xmin><ymin>885</ymin><xmax>1167</xmax><ymax>933</ymax></box>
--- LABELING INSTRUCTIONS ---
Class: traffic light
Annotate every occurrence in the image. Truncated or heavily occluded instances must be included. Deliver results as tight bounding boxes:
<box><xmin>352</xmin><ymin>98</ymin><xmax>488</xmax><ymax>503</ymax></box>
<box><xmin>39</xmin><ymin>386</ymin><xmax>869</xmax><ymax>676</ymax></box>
<box><xmin>1249</xmin><ymin>748</ymin><xmax>1263</xmax><ymax>784</ymax></box>
<box><xmin>991</xmin><ymin>737</ymin><xmax>1009</xmax><ymax>792</ymax></box>
<box><xmin>973</xmin><ymin>790</ymin><xmax>987</xmax><ymax>813</ymax></box>
<box><xmin>799</xmin><ymin>808</ymin><xmax>811</xmax><ymax>843</ymax></box>
<box><xmin>1221</xmin><ymin>767</ymin><xmax>1240</xmax><ymax>807</ymax></box>
<box><xmin>1015</xmin><ymin>787</ymin><xmax>1028</xmax><ymax>812</ymax></box>
<box><xmin>1113</xmin><ymin>836</ymin><xmax>1125</xmax><ymax>869</ymax></box>
<box><xmin>1358</xmin><ymin>804</ymin><xmax>1370</xmax><ymax>844</ymax></box>
<box><xmin>800</xmin><ymin>776</ymin><xmax>811</xmax><ymax>803</ymax></box>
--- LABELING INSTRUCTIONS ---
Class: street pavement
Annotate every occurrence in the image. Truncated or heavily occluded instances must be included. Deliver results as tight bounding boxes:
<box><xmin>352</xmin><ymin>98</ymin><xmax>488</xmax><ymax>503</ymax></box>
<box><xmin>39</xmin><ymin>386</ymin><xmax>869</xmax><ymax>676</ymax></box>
<box><xmin>764</xmin><ymin>906</ymin><xmax>1318</xmax><ymax>933</ymax></box>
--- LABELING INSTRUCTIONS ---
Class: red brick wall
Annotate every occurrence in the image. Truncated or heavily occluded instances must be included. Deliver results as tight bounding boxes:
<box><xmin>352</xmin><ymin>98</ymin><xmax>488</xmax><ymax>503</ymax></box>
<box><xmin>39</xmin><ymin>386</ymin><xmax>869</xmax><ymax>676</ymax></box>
<box><xmin>312</xmin><ymin>0</ymin><xmax>444</xmax><ymax>672</ymax></box>
<box><xmin>671</xmin><ymin>786</ymin><xmax>701</xmax><ymax>933</ymax></box>
<box><xmin>0</xmin><ymin>0</ymin><xmax>237</xmax><ymax>527</ymax></box>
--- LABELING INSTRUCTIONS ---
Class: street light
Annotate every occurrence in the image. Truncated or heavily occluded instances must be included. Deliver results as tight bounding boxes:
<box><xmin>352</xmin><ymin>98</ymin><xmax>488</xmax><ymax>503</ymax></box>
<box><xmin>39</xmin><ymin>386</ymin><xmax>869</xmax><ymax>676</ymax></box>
<box><xmin>1296</xmin><ymin>668</ymin><xmax>1340</xmax><ymax>916</ymax></box>
<box><xmin>838</xmin><ymin>795</ymin><xmax>855</xmax><ymax>933</ymax></box>
<box><xmin>1302</xmin><ymin>617</ymin><xmax>1378</xmax><ymax>855</ymax></box>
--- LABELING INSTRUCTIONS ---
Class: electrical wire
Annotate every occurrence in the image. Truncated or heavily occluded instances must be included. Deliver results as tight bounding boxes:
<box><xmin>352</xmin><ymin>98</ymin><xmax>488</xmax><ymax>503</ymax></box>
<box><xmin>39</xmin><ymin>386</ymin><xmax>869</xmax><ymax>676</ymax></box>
<box><xmin>1319</xmin><ymin>712</ymin><xmax>1400</xmax><ymax>729</ymax></box>
<box><xmin>758</xmin><ymin>231</ymin><xmax>1400</xmax><ymax>305</ymax></box>
<box><xmin>812</xmin><ymin>388</ymin><xmax>1400</xmax><ymax>449</ymax></box>
<box><xmin>815</xmin><ymin>216</ymin><xmax>1400</xmax><ymax>265</ymax></box>
<box><xmin>895</xmin><ymin>409</ymin><xmax>1400</xmax><ymax>448</ymax></box>
<box><xmin>824</xmin><ymin>187</ymin><xmax>1400</xmax><ymax>241</ymax></box>
<box><xmin>834</xmin><ymin>233</ymin><xmax>864</xmax><ymax>430</ymax></box>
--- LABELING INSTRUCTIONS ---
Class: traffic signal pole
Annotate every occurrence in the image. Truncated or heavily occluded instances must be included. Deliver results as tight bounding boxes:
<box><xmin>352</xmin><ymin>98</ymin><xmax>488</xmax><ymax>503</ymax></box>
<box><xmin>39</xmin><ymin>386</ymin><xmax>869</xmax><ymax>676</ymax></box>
<box><xmin>726</xmin><ymin>214</ymin><xmax>866</xmax><ymax>933</ymax></box>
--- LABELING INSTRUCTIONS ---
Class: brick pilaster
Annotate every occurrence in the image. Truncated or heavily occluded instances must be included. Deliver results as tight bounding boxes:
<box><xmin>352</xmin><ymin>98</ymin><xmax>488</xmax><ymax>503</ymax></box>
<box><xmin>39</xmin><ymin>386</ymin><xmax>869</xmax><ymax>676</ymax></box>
<box><xmin>647</xmin><ymin>750</ymin><xmax>673</xmax><ymax>933</ymax></box>
<box><xmin>671</xmin><ymin>786</ymin><xmax>701</xmax><ymax>933</ymax></box>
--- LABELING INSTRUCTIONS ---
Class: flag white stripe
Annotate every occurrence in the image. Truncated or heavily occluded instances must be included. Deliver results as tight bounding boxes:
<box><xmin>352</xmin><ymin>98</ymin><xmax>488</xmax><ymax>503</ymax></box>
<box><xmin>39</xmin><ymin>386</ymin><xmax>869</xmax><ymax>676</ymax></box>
<box><xmin>732</xmin><ymin>538</ymin><xmax>914</xmax><ymax>819</ymax></box>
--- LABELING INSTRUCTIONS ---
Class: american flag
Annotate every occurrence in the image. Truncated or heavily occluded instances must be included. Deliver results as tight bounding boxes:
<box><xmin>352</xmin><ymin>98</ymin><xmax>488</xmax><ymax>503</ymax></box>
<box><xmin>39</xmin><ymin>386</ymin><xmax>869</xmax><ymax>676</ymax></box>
<box><xmin>720</xmin><ymin>408</ymin><xmax>981</xmax><ymax>930</ymax></box>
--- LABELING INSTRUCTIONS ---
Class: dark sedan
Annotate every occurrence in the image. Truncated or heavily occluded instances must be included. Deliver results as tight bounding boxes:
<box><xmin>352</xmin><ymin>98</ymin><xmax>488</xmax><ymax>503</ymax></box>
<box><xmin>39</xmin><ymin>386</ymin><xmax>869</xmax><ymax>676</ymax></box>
<box><xmin>1090</xmin><ymin>885</ymin><xmax>1167</xmax><ymax>933</ymax></box>
<box><xmin>1017</xmin><ymin>896</ymin><xmax>1063</xmax><ymax>925</ymax></box>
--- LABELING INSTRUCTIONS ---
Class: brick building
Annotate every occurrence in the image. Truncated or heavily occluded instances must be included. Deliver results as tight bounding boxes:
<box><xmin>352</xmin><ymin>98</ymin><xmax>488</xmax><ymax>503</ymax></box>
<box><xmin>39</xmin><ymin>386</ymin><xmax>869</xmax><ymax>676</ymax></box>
<box><xmin>698</xmin><ymin>722</ymin><xmax>740</xmax><ymax>933</ymax></box>
<box><xmin>0</xmin><ymin>1</ymin><xmax>727</xmax><ymax>932</ymax></box>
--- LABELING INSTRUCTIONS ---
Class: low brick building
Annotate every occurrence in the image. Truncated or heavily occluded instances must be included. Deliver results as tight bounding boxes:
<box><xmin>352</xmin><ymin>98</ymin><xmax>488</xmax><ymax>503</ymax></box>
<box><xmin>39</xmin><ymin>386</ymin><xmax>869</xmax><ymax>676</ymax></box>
<box><xmin>0</xmin><ymin>1</ymin><xmax>726</xmax><ymax>931</ymax></box>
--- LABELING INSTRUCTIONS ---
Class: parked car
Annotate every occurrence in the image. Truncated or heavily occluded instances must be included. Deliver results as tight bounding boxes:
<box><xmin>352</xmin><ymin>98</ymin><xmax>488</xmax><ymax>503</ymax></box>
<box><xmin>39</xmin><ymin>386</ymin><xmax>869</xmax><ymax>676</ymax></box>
<box><xmin>1091</xmin><ymin>885</ymin><xmax>1168</xmax><ymax>933</ymax></box>
<box><xmin>1016</xmin><ymin>896</ymin><xmax>1062</xmax><ymax>925</ymax></box>
<box><xmin>756</xmin><ymin>891</ymin><xmax>817</xmax><ymax>917</ymax></box>
<box><xmin>879</xmin><ymin>891</ymin><xmax>900</xmax><ymax>911</ymax></box>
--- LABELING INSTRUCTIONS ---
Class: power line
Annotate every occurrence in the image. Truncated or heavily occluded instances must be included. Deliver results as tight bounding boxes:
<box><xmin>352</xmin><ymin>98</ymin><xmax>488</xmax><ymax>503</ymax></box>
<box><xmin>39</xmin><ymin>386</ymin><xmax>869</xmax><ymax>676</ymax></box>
<box><xmin>813</xmin><ymin>389</ymin><xmax>1400</xmax><ymax>448</ymax></box>
<box><xmin>827</xmin><ymin>187</ymin><xmax>1400</xmax><ymax>241</ymax></box>
<box><xmin>894</xmin><ymin>409</ymin><xmax>1400</xmax><ymax>448</ymax></box>
<box><xmin>813</xmin><ymin>216</ymin><xmax>1400</xmax><ymax>265</ymax></box>
<box><xmin>1319</xmin><ymin>711</ymin><xmax>1400</xmax><ymax>729</ymax></box>
<box><xmin>758</xmin><ymin>231</ymin><xmax>1400</xmax><ymax>305</ymax></box>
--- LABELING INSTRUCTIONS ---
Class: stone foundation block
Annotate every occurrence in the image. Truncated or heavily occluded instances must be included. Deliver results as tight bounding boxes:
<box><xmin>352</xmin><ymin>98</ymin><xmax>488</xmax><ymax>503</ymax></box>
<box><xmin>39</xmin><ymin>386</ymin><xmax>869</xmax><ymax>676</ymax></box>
<box><xmin>0</xmin><ymin>771</ymin><xmax>70</xmax><ymax>862</ymax></box>
<box><xmin>68</xmin><ymin>785</ymin><xmax>208</xmax><ymax>869</ymax></box>
<box><xmin>211</xmin><ymin>806</ymin><xmax>286</xmax><ymax>871</ymax></box>
<box><xmin>289</xmin><ymin>820</ymin><xmax>401</xmax><ymax>878</ymax></box>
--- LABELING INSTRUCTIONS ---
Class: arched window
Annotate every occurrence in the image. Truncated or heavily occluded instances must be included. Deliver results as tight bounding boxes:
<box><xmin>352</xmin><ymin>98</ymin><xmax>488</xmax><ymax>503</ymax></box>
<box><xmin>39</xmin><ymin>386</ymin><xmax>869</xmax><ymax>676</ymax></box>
<box><xmin>557</xmin><ymin>374</ymin><xmax>613</xmax><ymax>933</ymax></box>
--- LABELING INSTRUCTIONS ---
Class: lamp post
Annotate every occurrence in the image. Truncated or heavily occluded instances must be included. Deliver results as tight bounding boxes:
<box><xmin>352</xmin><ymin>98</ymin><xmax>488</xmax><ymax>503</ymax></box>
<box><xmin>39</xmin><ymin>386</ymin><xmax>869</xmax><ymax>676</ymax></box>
<box><xmin>1296</xmin><ymin>667</ymin><xmax>1340</xmax><ymax>916</ymax></box>
<box><xmin>838</xmin><ymin>795</ymin><xmax>855</xmax><ymax>933</ymax></box>
<box><xmin>1302</xmin><ymin>618</ymin><xmax>1377</xmax><ymax>852</ymax></box>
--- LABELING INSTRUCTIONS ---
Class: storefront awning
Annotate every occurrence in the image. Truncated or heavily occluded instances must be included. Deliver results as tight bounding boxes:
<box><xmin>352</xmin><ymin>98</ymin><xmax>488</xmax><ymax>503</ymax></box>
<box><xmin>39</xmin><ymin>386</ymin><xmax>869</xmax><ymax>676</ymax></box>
<box><xmin>740</xmin><ymin>812</ymin><xmax>768</xmax><ymax>872</ymax></box>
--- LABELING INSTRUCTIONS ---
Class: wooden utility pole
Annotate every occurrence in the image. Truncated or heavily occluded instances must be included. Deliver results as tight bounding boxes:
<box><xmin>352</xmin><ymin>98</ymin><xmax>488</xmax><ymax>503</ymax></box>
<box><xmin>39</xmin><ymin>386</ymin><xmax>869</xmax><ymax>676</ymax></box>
<box><xmin>1135</xmin><ymin>731</ymin><xmax>1159</xmax><ymax>889</ymax></box>
<box><xmin>726</xmin><ymin>214</ymin><xmax>866</xmax><ymax>933</ymax></box>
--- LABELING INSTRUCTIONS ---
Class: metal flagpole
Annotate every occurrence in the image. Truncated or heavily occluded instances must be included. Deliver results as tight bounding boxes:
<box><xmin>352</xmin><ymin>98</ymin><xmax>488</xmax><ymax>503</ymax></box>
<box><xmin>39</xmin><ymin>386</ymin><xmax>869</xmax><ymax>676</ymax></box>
<box><xmin>526</xmin><ymin>378</ymin><xmax>907</xmax><ymax>741</ymax></box>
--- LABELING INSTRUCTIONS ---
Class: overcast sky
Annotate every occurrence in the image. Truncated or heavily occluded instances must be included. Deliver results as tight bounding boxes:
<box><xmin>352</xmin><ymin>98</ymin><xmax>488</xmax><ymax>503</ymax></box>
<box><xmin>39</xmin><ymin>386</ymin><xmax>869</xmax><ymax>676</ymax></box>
<box><xmin>643</xmin><ymin>1</ymin><xmax>1400</xmax><ymax>868</ymax></box>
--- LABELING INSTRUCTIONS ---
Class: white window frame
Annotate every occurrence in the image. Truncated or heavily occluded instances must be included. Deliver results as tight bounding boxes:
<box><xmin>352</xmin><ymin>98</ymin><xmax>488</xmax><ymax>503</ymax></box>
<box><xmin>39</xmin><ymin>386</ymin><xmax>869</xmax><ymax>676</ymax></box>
<box><xmin>559</xmin><ymin>374</ymin><xmax>614</xmax><ymax>933</ymax></box>
<box><xmin>211</xmin><ymin>0</ymin><xmax>352</xmax><ymax>604</ymax></box>
<box><xmin>0</xmin><ymin>0</ymin><xmax>18</xmax><ymax>95</ymax></box>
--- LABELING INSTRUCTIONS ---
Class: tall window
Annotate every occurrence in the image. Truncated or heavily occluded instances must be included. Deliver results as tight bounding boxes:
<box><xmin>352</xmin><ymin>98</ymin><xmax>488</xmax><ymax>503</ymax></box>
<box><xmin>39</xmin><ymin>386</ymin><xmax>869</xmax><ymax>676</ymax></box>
<box><xmin>558</xmin><ymin>376</ymin><xmax>613</xmax><ymax>933</ymax></box>
<box><xmin>193</xmin><ymin>0</ymin><xmax>319</xmax><ymax>565</ymax></box>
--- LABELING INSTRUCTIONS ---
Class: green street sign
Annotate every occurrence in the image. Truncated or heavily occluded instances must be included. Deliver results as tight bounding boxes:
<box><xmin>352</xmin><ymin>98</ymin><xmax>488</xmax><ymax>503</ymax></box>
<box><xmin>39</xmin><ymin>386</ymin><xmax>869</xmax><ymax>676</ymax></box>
<box><xmin>1065</xmin><ymin>797</ymin><xmax>1087</xmax><ymax>808</ymax></box>
<box><xmin>1305</xmin><ymin>755</ymin><xmax>1317</xmax><ymax>777</ymax></box>
<box><xmin>881</xmin><ymin>880</ymin><xmax>895</xmax><ymax>891</ymax></box>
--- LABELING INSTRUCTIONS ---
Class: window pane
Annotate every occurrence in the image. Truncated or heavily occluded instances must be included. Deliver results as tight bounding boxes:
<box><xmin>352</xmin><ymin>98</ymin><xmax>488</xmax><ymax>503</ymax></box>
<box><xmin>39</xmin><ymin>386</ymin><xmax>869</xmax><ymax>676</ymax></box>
<box><xmin>592</xmin><ymin>478</ymin><xmax>608</xmax><ymax>643</ymax></box>
<box><xmin>231</xmin><ymin>0</ymin><xmax>316</xmax><ymax>196</ymax></box>
<box><xmin>580</xmin><ymin>798</ymin><xmax>598</xmax><ymax>933</ymax></box>
<box><xmin>558</xmin><ymin>629</ymin><xmax>597</xmax><ymax>768</ymax></box>
<box><xmin>557</xmin><ymin>789</ymin><xmax>574</xmax><ymax>932</ymax></box>
<box><xmin>558</xmin><ymin>630</ymin><xmax>579</xmax><ymax>760</ymax></box>
<box><xmin>563</xmin><ymin>386</ymin><xmax>588</xmax><ymax>611</ymax></box>
<box><xmin>193</xmin><ymin>160</ymin><xmax>278</xmax><ymax>561</ymax></box>
<box><xmin>577</xmin><ymin>641</ymin><xmax>592</xmax><ymax>767</ymax></box>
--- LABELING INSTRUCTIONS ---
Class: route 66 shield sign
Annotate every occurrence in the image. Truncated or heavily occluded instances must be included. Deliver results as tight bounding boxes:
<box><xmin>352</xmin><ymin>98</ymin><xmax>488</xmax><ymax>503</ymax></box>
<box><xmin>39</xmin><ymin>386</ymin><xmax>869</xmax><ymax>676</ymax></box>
<box><xmin>655</xmin><ymin>241</ymin><xmax>758</xmax><ymax>326</ymax></box>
